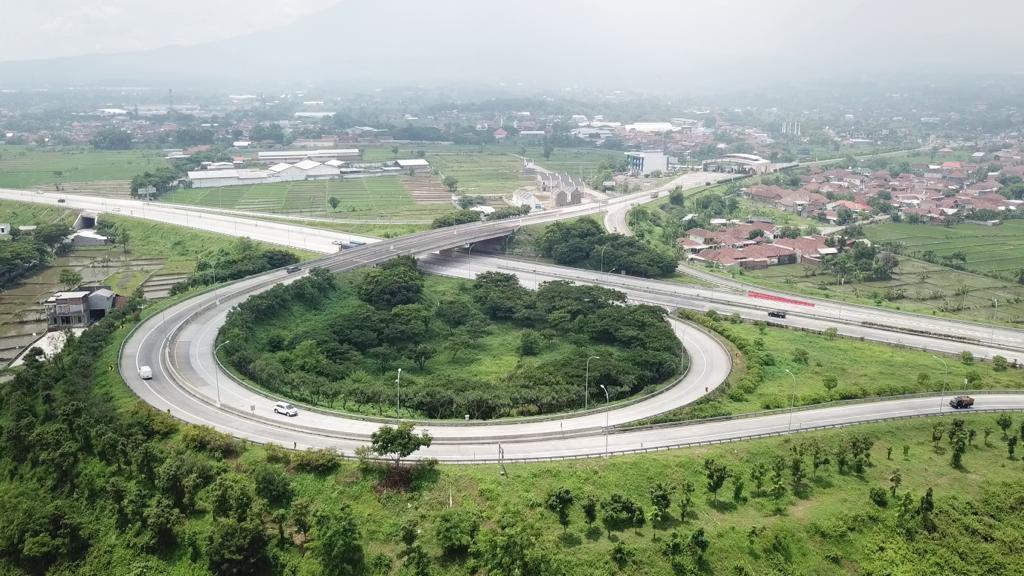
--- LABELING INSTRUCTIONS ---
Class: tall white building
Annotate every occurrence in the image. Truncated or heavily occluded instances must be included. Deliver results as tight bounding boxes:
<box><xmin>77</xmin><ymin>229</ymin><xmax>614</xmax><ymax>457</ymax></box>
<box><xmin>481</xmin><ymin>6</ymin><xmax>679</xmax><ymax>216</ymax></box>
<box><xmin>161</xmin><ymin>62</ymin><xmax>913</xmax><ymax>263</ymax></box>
<box><xmin>625</xmin><ymin>151</ymin><xmax>668</xmax><ymax>176</ymax></box>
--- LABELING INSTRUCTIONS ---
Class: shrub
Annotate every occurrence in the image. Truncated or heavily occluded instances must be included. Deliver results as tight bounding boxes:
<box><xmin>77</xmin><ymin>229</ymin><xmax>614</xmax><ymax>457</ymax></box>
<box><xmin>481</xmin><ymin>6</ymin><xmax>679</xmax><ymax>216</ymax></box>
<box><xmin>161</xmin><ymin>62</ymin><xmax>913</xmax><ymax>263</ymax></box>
<box><xmin>993</xmin><ymin>355</ymin><xmax>1008</xmax><ymax>372</ymax></box>
<box><xmin>869</xmin><ymin>487</ymin><xmax>888</xmax><ymax>507</ymax></box>
<box><xmin>180</xmin><ymin>425</ymin><xmax>240</xmax><ymax>458</ymax></box>
<box><xmin>293</xmin><ymin>448</ymin><xmax>340</xmax><ymax>473</ymax></box>
<box><xmin>435</xmin><ymin>508</ymin><xmax>480</xmax><ymax>557</ymax></box>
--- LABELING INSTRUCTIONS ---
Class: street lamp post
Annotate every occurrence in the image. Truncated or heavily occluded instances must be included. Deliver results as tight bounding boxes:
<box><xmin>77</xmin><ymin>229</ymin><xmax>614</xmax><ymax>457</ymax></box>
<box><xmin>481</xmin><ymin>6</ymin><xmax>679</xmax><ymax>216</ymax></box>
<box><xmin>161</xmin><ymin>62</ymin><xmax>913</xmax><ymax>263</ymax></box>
<box><xmin>395</xmin><ymin>368</ymin><xmax>402</xmax><ymax>418</ymax></box>
<box><xmin>585</xmin><ymin>355</ymin><xmax>600</xmax><ymax>410</ymax></box>
<box><xmin>599</xmin><ymin>244</ymin><xmax>610</xmax><ymax>274</ymax></box>
<box><xmin>599</xmin><ymin>384</ymin><xmax>610</xmax><ymax>458</ymax></box>
<box><xmin>932</xmin><ymin>355</ymin><xmax>948</xmax><ymax>414</ymax></box>
<box><xmin>466</xmin><ymin>244</ymin><xmax>474</xmax><ymax>279</ymax></box>
<box><xmin>784</xmin><ymin>369</ymin><xmax>797</xmax><ymax>432</ymax></box>
<box><xmin>992</xmin><ymin>299</ymin><xmax>998</xmax><ymax>346</ymax></box>
<box><xmin>213</xmin><ymin>340</ymin><xmax>231</xmax><ymax>406</ymax></box>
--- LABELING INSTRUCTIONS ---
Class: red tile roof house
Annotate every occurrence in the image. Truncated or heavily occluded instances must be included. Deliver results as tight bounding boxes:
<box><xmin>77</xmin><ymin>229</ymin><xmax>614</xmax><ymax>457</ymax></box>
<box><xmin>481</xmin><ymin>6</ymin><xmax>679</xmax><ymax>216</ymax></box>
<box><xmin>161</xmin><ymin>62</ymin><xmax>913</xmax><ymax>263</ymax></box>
<box><xmin>827</xmin><ymin>200</ymin><xmax>873</xmax><ymax>213</ymax></box>
<box><xmin>745</xmin><ymin>185</ymin><xmax>828</xmax><ymax>215</ymax></box>
<box><xmin>773</xmin><ymin>236</ymin><xmax>838</xmax><ymax>264</ymax></box>
<box><xmin>689</xmin><ymin>243</ymin><xmax>798</xmax><ymax>270</ymax></box>
<box><xmin>683</xmin><ymin>223</ymin><xmax>777</xmax><ymax>249</ymax></box>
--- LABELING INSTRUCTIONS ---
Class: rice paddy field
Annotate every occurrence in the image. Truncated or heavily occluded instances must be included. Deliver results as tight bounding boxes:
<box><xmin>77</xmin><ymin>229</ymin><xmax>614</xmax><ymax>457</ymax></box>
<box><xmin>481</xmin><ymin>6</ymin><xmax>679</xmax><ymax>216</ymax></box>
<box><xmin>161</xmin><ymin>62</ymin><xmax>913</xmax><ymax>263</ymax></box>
<box><xmin>0</xmin><ymin>145</ymin><xmax>168</xmax><ymax>190</ymax></box>
<box><xmin>865</xmin><ymin>221</ymin><xmax>1024</xmax><ymax>280</ymax></box>
<box><xmin>161</xmin><ymin>177</ymin><xmax>453</xmax><ymax>220</ymax></box>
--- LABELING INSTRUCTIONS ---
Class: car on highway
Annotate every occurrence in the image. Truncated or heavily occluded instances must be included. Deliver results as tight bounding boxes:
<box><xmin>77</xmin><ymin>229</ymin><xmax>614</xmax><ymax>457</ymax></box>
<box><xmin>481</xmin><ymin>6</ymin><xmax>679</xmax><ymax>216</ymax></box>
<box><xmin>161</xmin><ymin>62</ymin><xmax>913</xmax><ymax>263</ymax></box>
<box><xmin>285</xmin><ymin>265</ymin><xmax>301</xmax><ymax>274</ymax></box>
<box><xmin>949</xmin><ymin>395</ymin><xmax>974</xmax><ymax>409</ymax></box>
<box><xmin>57</xmin><ymin>198</ymin><xmax>66</xmax><ymax>203</ymax></box>
<box><xmin>139</xmin><ymin>365</ymin><xmax>153</xmax><ymax>380</ymax></box>
<box><xmin>274</xmin><ymin>401</ymin><xmax>298</xmax><ymax>417</ymax></box>
<box><xmin>768</xmin><ymin>310</ymin><xmax>787</xmax><ymax>319</ymax></box>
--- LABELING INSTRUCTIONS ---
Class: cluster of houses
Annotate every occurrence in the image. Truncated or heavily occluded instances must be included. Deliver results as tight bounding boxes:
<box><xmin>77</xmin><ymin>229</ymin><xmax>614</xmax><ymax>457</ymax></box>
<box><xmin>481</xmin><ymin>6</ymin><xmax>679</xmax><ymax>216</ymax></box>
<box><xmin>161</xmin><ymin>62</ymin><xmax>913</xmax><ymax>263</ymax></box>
<box><xmin>679</xmin><ymin>221</ymin><xmax>837</xmax><ymax>269</ymax></box>
<box><xmin>742</xmin><ymin>155</ymin><xmax>1022</xmax><ymax>224</ymax></box>
<box><xmin>186</xmin><ymin>149</ymin><xmax>432</xmax><ymax>188</ymax></box>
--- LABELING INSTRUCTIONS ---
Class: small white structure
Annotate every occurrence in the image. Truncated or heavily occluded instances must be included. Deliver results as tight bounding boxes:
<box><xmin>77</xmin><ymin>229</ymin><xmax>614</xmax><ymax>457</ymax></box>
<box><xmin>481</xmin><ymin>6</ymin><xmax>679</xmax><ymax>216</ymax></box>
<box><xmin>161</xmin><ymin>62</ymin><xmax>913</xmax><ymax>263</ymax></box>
<box><xmin>394</xmin><ymin>158</ymin><xmax>431</xmax><ymax>175</ymax></box>
<box><xmin>625</xmin><ymin>151</ymin><xmax>669</xmax><ymax>176</ymax></box>
<box><xmin>0</xmin><ymin>223</ymin><xmax>10</xmax><ymax>240</ymax></box>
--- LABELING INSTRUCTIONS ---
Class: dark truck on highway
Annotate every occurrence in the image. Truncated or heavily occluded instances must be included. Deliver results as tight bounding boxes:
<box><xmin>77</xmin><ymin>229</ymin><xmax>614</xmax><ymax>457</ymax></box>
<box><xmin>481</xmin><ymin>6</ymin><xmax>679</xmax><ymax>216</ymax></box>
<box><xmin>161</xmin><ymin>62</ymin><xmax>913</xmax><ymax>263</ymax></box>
<box><xmin>949</xmin><ymin>395</ymin><xmax>974</xmax><ymax>409</ymax></box>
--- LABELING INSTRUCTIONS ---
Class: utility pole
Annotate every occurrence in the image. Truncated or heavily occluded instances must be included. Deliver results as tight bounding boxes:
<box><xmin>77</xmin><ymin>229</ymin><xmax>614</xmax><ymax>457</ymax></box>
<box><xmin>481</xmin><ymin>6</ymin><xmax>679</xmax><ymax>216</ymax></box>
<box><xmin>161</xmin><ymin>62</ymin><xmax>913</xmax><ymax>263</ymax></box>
<box><xmin>600</xmin><ymin>385</ymin><xmax>611</xmax><ymax>457</ymax></box>
<box><xmin>395</xmin><ymin>368</ymin><xmax>402</xmax><ymax>418</ymax></box>
<box><xmin>585</xmin><ymin>355</ymin><xmax>600</xmax><ymax>410</ymax></box>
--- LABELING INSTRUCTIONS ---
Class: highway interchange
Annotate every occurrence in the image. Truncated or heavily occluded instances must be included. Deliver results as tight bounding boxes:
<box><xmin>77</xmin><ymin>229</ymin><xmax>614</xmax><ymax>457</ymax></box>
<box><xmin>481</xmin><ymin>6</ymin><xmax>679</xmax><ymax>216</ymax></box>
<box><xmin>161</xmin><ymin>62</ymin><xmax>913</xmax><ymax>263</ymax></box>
<box><xmin>4</xmin><ymin>172</ymin><xmax>1023</xmax><ymax>461</ymax></box>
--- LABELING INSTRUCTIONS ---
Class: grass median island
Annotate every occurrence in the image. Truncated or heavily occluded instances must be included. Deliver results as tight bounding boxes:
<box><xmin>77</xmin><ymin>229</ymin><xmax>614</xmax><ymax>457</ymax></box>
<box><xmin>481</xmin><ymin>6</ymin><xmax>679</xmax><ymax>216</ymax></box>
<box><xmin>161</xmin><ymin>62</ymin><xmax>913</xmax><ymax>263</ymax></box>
<box><xmin>642</xmin><ymin>310</ymin><xmax>1023</xmax><ymax>424</ymax></box>
<box><xmin>218</xmin><ymin>257</ymin><xmax>684</xmax><ymax>419</ymax></box>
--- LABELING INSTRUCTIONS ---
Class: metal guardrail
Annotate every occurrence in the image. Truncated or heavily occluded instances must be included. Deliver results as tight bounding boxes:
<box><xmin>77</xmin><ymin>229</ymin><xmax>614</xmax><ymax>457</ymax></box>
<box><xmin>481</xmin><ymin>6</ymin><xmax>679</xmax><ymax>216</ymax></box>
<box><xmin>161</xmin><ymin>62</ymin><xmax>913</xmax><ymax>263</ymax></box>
<box><xmin>617</xmin><ymin>389</ymin><xmax>1024</xmax><ymax>433</ymax></box>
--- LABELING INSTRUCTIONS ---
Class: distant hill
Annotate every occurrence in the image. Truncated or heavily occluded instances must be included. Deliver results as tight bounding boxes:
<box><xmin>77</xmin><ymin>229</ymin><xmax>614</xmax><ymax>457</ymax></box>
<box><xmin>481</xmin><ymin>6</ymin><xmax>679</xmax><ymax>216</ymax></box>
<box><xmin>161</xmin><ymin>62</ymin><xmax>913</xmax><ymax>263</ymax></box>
<box><xmin>0</xmin><ymin>0</ymin><xmax>627</xmax><ymax>90</ymax></box>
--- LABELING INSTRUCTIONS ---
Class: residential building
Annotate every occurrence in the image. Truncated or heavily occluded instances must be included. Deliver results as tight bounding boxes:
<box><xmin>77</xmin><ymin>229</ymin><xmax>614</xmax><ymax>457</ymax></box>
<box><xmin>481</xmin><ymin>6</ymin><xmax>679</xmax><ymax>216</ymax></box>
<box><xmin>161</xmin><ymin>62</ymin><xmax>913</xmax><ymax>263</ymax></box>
<box><xmin>689</xmin><ymin>243</ymin><xmax>798</xmax><ymax>269</ymax></box>
<box><xmin>44</xmin><ymin>288</ymin><xmax>117</xmax><ymax>330</ymax></box>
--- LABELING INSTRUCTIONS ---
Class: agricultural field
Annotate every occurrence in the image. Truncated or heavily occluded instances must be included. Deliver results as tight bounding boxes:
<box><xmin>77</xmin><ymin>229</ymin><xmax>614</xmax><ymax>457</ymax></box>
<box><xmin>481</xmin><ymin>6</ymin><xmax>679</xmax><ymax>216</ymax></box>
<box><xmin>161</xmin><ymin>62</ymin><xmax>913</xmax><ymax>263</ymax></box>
<box><xmin>161</xmin><ymin>176</ymin><xmax>453</xmax><ymax>220</ymax></box>
<box><xmin>522</xmin><ymin>146</ymin><xmax>623</xmax><ymax>178</ymax></box>
<box><xmin>865</xmin><ymin>221</ymin><xmax>1024</xmax><ymax>280</ymax></box>
<box><xmin>428</xmin><ymin>152</ymin><xmax>532</xmax><ymax>195</ymax></box>
<box><xmin>0</xmin><ymin>145</ymin><xmax>168</xmax><ymax>190</ymax></box>
<box><xmin>724</xmin><ymin>257</ymin><xmax>1024</xmax><ymax>326</ymax></box>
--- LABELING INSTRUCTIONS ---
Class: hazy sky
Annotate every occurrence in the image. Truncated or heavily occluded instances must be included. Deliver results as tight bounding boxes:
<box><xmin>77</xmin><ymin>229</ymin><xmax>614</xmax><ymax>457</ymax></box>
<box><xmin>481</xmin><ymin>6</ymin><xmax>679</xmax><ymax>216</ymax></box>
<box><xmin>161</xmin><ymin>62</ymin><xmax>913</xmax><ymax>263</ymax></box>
<box><xmin>1</xmin><ymin>0</ymin><xmax>1023</xmax><ymax>90</ymax></box>
<box><xmin>0</xmin><ymin>0</ymin><xmax>340</xmax><ymax>61</ymax></box>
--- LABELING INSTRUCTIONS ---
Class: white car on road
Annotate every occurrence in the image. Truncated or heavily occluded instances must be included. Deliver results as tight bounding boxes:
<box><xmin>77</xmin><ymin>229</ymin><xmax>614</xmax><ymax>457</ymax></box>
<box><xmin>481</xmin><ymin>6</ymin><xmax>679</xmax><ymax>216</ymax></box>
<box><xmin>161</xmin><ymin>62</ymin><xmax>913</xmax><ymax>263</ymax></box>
<box><xmin>274</xmin><ymin>402</ymin><xmax>298</xmax><ymax>417</ymax></box>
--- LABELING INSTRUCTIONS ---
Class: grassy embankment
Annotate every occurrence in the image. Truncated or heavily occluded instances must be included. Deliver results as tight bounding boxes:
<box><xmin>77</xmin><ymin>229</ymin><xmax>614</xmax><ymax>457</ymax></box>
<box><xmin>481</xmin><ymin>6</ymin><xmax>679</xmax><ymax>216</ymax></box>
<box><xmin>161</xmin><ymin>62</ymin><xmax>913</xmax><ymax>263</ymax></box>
<box><xmin>644</xmin><ymin>313</ymin><xmax>1022</xmax><ymax>424</ymax></box>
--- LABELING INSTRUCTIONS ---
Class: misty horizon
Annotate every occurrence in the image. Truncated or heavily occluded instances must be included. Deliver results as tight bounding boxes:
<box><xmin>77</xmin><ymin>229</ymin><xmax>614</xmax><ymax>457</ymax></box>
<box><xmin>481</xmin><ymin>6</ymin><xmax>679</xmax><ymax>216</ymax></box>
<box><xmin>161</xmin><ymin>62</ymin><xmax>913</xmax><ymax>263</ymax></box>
<box><xmin>3</xmin><ymin>0</ymin><xmax>1024</xmax><ymax>93</ymax></box>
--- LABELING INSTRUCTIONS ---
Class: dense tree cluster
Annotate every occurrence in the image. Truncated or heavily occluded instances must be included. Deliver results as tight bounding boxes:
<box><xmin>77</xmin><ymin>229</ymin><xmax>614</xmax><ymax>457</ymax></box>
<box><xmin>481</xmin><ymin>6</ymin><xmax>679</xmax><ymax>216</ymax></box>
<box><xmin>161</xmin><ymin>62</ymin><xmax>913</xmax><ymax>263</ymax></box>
<box><xmin>823</xmin><ymin>240</ymin><xmax>899</xmax><ymax>281</ymax></box>
<box><xmin>0</xmin><ymin>224</ymin><xmax>72</xmax><ymax>289</ymax></box>
<box><xmin>169</xmin><ymin>237</ymin><xmax>299</xmax><ymax>294</ymax></box>
<box><xmin>537</xmin><ymin>218</ymin><xmax>677</xmax><ymax>278</ymax></box>
<box><xmin>221</xmin><ymin>259</ymin><xmax>682</xmax><ymax>418</ymax></box>
<box><xmin>89</xmin><ymin>127</ymin><xmax>132</xmax><ymax>150</ymax></box>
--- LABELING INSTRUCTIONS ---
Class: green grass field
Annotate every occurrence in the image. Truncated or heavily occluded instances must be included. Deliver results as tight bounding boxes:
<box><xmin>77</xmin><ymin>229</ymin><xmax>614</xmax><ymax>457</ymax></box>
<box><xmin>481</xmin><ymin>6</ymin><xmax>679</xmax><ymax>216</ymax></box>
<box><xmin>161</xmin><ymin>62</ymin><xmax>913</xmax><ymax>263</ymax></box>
<box><xmin>0</xmin><ymin>145</ymin><xmax>169</xmax><ymax>189</ymax></box>
<box><xmin>649</xmin><ymin>316</ymin><xmax>1022</xmax><ymax>423</ymax></box>
<box><xmin>523</xmin><ymin>146</ymin><xmax>622</xmax><ymax>178</ymax></box>
<box><xmin>865</xmin><ymin>221</ymin><xmax>1024</xmax><ymax>279</ymax></box>
<box><xmin>429</xmin><ymin>153</ymin><xmax>532</xmax><ymax>195</ymax></box>
<box><xmin>162</xmin><ymin>177</ymin><xmax>452</xmax><ymax>220</ymax></box>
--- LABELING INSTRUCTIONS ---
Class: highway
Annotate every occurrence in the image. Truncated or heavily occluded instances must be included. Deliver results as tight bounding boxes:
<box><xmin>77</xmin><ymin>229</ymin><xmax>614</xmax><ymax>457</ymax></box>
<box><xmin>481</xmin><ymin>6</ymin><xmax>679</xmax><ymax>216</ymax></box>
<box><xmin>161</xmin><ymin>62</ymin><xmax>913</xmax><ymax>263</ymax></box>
<box><xmin>4</xmin><ymin>173</ymin><xmax>1024</xmax><ymax>461</ymax></box>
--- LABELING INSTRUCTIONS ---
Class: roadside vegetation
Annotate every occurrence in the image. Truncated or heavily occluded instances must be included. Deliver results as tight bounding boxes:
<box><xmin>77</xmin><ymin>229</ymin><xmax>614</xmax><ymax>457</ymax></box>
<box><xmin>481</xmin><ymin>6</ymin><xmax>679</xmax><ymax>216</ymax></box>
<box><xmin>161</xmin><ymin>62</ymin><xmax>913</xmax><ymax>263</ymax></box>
<box><xmin>220</xmin><ymin>258</ymin><xmax>682</xmax><ymax>418</ymax></box>
<box><xmin>645</xmin><ymin>311</ymin><xmax>1022</xmax><ymax>424</ymax></box>
<box><xmin>536</xmin><ymin>218</ymin><xmax>678</xmax><ymax>278</ymax></box>
<box><xmin>3</xmin><ymin>299</ymin><xmax>1024</xmax><ymax>575</ymax></box>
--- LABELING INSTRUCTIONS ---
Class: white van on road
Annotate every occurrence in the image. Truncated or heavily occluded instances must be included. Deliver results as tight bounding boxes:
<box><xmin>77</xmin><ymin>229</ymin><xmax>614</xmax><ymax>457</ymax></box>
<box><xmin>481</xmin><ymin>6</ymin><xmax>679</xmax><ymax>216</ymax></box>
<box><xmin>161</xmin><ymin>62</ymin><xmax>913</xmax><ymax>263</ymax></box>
<box><xmin>139</xmin><ymin>365</ymin><xmax>153</xmax><ymax>380</ymax></box>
